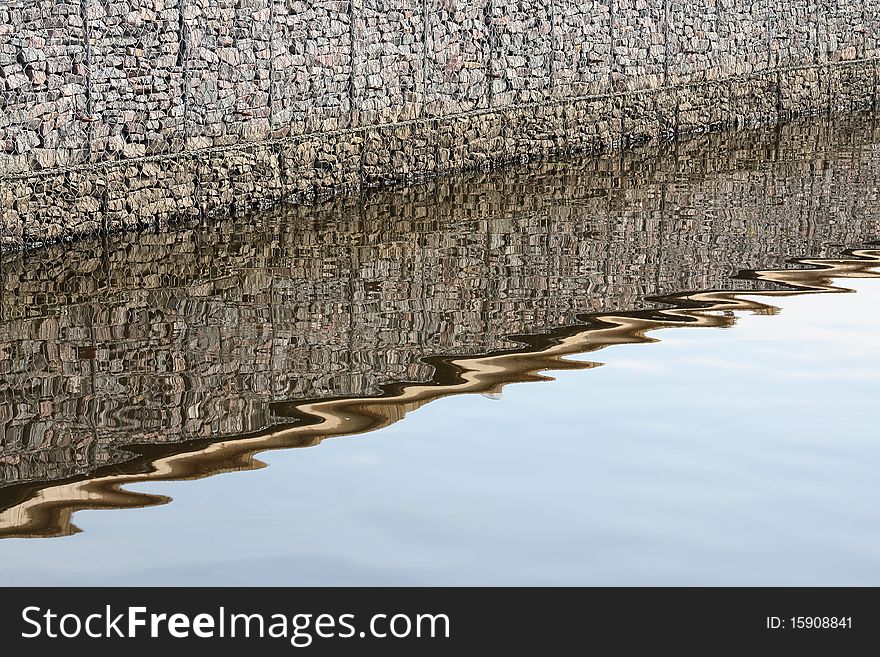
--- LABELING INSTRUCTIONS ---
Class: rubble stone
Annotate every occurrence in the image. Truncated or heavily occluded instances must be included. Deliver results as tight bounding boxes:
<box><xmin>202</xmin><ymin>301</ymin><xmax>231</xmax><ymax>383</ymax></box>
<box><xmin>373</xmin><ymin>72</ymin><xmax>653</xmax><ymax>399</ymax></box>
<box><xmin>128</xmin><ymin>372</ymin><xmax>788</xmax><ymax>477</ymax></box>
<box><xmin>0</xmin><ymin>0</ymin><xmax>877</xmax><ymax>243</ymax></box>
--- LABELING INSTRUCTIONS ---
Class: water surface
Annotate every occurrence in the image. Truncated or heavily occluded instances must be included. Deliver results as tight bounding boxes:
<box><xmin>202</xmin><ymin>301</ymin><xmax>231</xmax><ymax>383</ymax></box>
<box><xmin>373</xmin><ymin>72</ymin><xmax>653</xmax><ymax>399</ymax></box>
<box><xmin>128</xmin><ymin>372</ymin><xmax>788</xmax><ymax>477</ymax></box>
<box><xmin>1</xmin><ymin>117</ymin><xmax>879</xmax><ymax>584</ymax></box>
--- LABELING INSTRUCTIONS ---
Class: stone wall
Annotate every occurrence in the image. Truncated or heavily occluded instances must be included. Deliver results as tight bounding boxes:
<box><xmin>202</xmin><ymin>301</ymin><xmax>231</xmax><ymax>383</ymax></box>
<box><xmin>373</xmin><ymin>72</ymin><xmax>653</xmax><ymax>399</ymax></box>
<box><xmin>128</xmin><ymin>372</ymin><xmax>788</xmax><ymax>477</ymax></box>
<box><xmin>1</xmin><ymin>115</ymin><xmax>880</xmax><ymax>490</ymax></box>
<box><xmin>1</xmin><ymin>1</ymin><xmax>879</xmax><ymax>245</ymax></box>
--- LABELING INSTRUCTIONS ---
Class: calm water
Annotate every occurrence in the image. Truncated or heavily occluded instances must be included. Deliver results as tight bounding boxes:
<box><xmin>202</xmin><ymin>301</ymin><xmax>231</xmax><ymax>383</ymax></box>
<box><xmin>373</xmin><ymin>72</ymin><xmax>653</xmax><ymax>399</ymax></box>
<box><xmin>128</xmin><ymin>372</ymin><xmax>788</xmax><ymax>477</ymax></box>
<box><xmin>1</xmin><ymin>117</ymin><xmax>879</xmax><ymax>585</ymax></box>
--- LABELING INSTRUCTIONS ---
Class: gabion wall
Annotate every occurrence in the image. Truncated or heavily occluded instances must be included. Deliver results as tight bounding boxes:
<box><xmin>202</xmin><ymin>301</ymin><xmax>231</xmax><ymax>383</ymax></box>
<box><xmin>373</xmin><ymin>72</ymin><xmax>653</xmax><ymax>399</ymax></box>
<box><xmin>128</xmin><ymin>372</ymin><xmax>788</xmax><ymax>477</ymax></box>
<box><xmin>0</xmin><ymin>0</ymin><xmax>878</xmax><ymax>246</ymax></box>
<box><xmin>1</xmin><ymin>116</ymin><xmax>880</xmax><ymax>492</ymax></box>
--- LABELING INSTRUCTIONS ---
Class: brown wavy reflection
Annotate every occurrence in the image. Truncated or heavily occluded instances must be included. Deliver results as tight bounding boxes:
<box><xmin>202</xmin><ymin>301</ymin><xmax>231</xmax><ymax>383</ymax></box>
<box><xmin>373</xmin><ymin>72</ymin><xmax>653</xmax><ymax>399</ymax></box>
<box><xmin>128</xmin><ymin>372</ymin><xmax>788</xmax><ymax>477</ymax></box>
<box><xmin>1</xmin><ymin>247</ymin><xmax>877</xmax><ymax>539</ymax></box>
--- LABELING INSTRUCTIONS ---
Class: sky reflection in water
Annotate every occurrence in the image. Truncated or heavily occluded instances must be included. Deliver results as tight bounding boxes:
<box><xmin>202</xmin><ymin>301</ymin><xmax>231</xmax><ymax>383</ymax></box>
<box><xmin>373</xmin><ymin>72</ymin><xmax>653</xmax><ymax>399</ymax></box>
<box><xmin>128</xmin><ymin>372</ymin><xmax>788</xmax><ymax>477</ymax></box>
<box><xmin>1</xmin><ymin>117</ymin><xmax>879</xmax><ymax>585</ymax></box>
<box><xmin>1</xmin><ymin>273</ymin><xmax>878</xmax><ymax>586</ymax></box>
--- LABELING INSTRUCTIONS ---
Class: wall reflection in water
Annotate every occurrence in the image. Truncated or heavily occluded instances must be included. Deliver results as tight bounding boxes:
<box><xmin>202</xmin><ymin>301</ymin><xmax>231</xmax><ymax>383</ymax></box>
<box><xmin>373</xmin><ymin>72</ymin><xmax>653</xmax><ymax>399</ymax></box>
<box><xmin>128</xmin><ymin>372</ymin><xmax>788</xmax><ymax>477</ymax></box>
<box><xmin>1</xmin><ymin>116</ymin><xmax>879</xmax><ymax>538</ymax></box>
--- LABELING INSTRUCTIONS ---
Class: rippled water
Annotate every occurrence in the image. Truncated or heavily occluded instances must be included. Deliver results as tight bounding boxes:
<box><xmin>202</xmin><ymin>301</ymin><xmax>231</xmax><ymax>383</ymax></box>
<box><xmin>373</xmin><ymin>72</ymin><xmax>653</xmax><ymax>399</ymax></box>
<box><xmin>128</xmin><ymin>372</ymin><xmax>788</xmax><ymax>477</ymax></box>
<box><xmin>1</xmin><ymin>117</ymin><xmax>879</xmax><ymax>584</ymax></box>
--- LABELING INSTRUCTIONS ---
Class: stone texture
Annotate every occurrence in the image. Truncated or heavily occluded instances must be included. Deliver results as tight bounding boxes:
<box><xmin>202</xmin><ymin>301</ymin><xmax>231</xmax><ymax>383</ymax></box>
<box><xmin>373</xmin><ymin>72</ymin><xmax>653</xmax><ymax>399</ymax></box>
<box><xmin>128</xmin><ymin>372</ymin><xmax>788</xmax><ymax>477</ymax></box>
<box><xmin>821</xmin><ymin>0</ymin><xmax>863</xmax><ymax>63</ymax></box>
<box><xmin>620</xmin><ymin>88</ymin><xmax>676</xmax><ymax>143</ymax></box>
<box><xmin>0</xmin><ymin>0</ymin><xmax>89</xmax><ymax>175</ymax></box>
<box><xmin>678</xmin><ymin>81</ymin><xmax>729</xmax><ymax>134</ymax></box>
<box><xmin>0</xmin><ymin>0</ymin><xmax>878</xmax><ymax>240</ymax></box>
<box><xmin>668</xmin><ymin>0</ymin><xmax>722</xmax><ymax>85</ymax></box>
<box><xmin>502</xmin><ymin>103</ymin><xmax>568</xmax><ymax>162</ymax></box>
<box><xmin>828</xmin><ymin>62</ymin><xmax>875</xmax><ymax>112</ymax></box>
<box><xmin>717</xmin><ymin>0</ymin><xmax>771</xmax><ymax>75</ymax></box>
<box><xmin>779</xmin><ymin>66</ymin><xmax>826</xmax><ymax>116</ymax></box>
<box><xmin>770</xmin><ymin>0</ymin><xmax>816</xmax><ymax>69</ymax></box>
<box><xmin>552</xmin><ymin>0</ymin><xmax>612</xmax><ymax>98</ymax></box>
<box><xmin>271</xmin><ymin>0</ymin><xmax>352</xmax><ymax>136</ymax></box>
<box><xmin>362</xmin><ymin>121</ymin><xmax>438</xmax><ymax>185</ymax></box>
<box><xmin>184</xmin><ymin>0</ymin><xmax>273</xmax><ymax>148</ymax></box>
<box><xmin>612</xmin><ymin>0</ymin><xmax>666</xmax><ymax>91</ymax></box>
<box><xmin>438</xmin><ymin>111</ymin><xmax>505</xmax><ymax>171</ymax></box>
<box><xmin>489</xmin><ymin>0</ymin><xmax>553</xmax><ymax>106</ymax></box>
<box><xmin>424</xmin><ymin>0</ymin><xmax>491</xmax><ymax>115</ymax></box>
<box><xmin>278</xmin><ymin>130</ymin><xmax>363</xmax><ymax>199</ymax></box>
<box><xmin>563</xmin><ymin>96</ymin><xmax>617</xmax><ymax>154</ymax></box>
<box><xmin>88</xmin><ymin>0</ymin><xmax>187</xmax><ymax>161</ymax></box>
<box><xmin>3</xmin><ymin>116</ymin><xmax>880</xmax><ymax>489</ymax></box>
<box><xmin>728</xmin><ymin>74</ymin><xmax>779</xmax><ymax>128</ymax></box>
<box><xmin>352</xmin><ymin>0</ymin><xmax>424</xmax><ymax>125</ymax></box>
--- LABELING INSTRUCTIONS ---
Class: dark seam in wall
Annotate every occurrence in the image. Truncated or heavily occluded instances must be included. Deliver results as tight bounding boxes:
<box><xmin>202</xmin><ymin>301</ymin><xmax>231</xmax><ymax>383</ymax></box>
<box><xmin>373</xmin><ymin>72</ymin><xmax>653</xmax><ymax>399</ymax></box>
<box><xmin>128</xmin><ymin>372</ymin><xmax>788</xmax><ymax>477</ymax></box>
<box><xmin>827</xmin><ymin>60</ymin><xmax>833</xmax><ymax>110</ymax></box>
<box><xmin>79</xmin><ymin>0</ymin><xmax>92</xmax><ymax>162</ymax></box>
<box><xmin>358</xmin><ymin>113</ymin><xmax>366</xmax><ymax>188</ymax></box>
<box><xmin>874</xmin><ymin>58</ymin><xmax>878</xmax><ymax>110</ymax></box>
<box><xmin>771</xmin><ymin>6</ymin><xmax>780</xmax><ymax>119</ymax></box>
<box><xmin>662</xmin><ymin>0</ymin><xmax>669</xmax><ymax>87</ymax></box>
<box><xmin>813</xmin><ymin>0</ymin><xmax>831</xmax><ymax>114</ymax></box>
<box><xmin>775</xmin><ymin>71</ymin><xmax>783</xmax><ymax>120</ymax></box>
<box><xmin>431</xmin><ymin>117</ymin><xmax>439</xmax><ymax>177</ymax></box>
<box><xmin>608</xmin><ymin>0</ymin><xmax>615</xmax><ymax>92</ymax></box>
<box><xmin>269</xmin><ymin>273</ymin><xmax>277</xmax><ymax>400</ymax></box>
<box><xmin>268</xmin><ymin>0</ymin><xmax>276</xmax><ymax>130</ymax></box>
<box><xmin>348</xmin><ymin>0</ymin><xmax>357</xmax><ymax>128</ymax></box>
<box><xmin>81</xmin><ymin>0</ymin><xmax>106</xmax><ymax>235</ymax></box>
<box><xmin>488</xmin><ymin>0</ymin><xmax>500</xmax><ymax>109</ymax></box>
<box><xmin>548</xmin><ymin>0</ymin><xmax>556</xmax><ymax>92</ymax></box>
<box><xmin>421</xmin><ymin>0</ymin><xmax>429</xmax><ymax>119</ymax></box>
<box><xmin>823</xmin><ymin>0</ymin><xmax>831</xmax><ymax>112</ymax></box>
<box><xmin>558</xmin><ymin>0</ymin><xmax>568</xmax><ymax>152</ymax></box>
<box><xmin>80</xmin><ymin>0</ymin><xmax>92</xmax><ymax>117</ymax></box>
<box><xmin>179</xmin><ymin>0</ymin><xmax>189</xmax><ymax>143</ymax></box>
<box><xmin>99</xmin><ymin>166</ymin><xmax>109</xmax><ymax>235</ymax></box>
<box><xmin>609</xmin><ymin>0</ymin><xmax>622</xmax><ymax>141</ymax></box>
<box><xmin>485</xmin><ymin>0</ymin><xmax>493</xmax><ymax>108</ymax></box>
<box><xmin>861</xmin><ymin>0</ymin><xmax>867</xmax><ymax>60</ymax></box>
<box><xmin>276</xmin><ymin>141</ymin><xmax>287</xmax><ymax>198</ymax></box>
<box><xmin>664</xmin><ymin>0</ymin><xmax>677</xmax><ymax>136</ymax></box>
<box><xmin>178</xmin><ymin>0</ymin><xmax>199</xmax><ymax>220</ymax></box>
